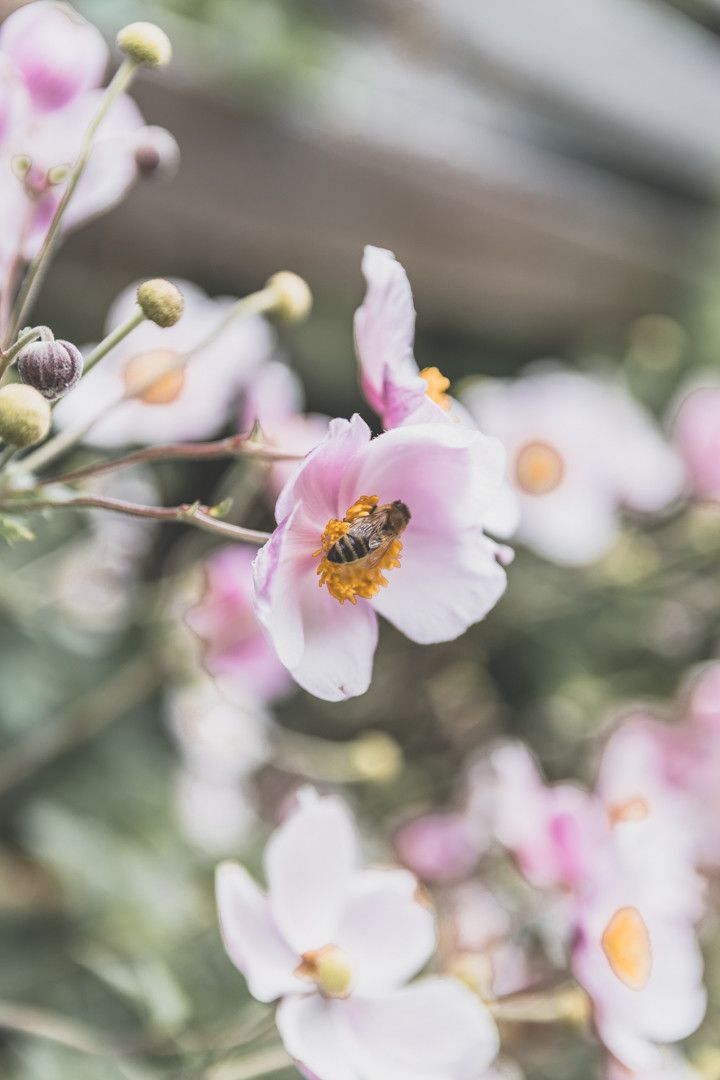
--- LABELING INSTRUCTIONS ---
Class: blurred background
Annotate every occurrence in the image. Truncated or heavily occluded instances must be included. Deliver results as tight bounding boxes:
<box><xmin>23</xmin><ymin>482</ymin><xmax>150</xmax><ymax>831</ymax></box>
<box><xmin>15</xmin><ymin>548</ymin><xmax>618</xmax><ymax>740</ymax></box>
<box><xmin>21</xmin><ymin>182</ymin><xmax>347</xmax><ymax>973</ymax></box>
<box><xmin>2</xmin><ymin>1</ymin><xmax>720</xmax><ymax>1077</ymax></box>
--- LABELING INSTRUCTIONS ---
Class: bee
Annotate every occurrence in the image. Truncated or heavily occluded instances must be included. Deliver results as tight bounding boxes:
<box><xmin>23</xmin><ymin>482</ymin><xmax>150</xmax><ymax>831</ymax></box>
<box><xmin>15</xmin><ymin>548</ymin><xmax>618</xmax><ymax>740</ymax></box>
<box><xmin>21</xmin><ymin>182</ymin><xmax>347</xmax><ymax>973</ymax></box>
<box><xmin>326</xmin><ymin>500</ymin><xmax>411</xmax><ymax>565</ymax></box>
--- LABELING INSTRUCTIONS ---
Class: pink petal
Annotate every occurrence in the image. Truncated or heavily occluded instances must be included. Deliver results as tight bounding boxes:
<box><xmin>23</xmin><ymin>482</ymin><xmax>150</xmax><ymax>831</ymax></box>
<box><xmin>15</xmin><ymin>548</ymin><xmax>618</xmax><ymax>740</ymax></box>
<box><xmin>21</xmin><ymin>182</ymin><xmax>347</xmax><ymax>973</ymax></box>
<box><xmin>264</xmin><ymin>789</ymin><xmax>358</xmax><ymax>954</ymax></box>
<box><xmin>275</xmin><ymin>414</ymin><xmax>371</xmax><ymax>530</ymax></box>
<box><xmin>0</xmin><ymin>1</ymin><xmax>108</xmax><ymax>112</ymax></box>
<box><xmin>335</xmin><ymin>868</ymin><xmax>436</xmax><ymax>993</ymax></box>
<box><xmin>215</xmin><ymin>862</ymin><xmax>302</xmax><ymax>1003</ymax></box>
<box><xmin>276</xmin><ymin>995</ymin><xmax>357</xmax><ymax>1080</ymax></box>
<box><xmin>354</xmin><ymin>246</ymin><xmax>417</xmax><ymax>419</ymax></box>
<box><xmin>338</xmin><ymin>978</ymin><xmax>500</xmax><ymax>1080</ymax></box>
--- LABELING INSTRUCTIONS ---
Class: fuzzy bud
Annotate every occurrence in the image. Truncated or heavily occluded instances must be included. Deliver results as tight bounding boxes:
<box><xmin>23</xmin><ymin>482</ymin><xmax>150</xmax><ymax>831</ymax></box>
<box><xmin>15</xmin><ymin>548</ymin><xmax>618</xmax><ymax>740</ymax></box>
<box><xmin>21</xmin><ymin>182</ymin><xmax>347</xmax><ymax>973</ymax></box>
<box><xmin>266</xmin><ymin>271</ymin><xmax>313</xmax><ymax>323</ymax></box>
<box><xmin>0</xmin><ymin>384</ymin><xmax>51</xmax><ymax>448</ymax></box>
<box><xmin>17</xmin><ymin>338</ymin><xmax>84</xmax><ymax>400</ymax></box>
<box><xmin>117</xmin><ymin>22</ymin><xmax>172</xmax><ymax>67</ymax></box>
<box><xmin>133</xmin><ymin>125</ymin><xmax>180</xmax><ymax>178</ymax></box>
<box><xmin>136</xmin><ymin>279</ymin><xmax>184</xmax><ymax>328</ymax></box>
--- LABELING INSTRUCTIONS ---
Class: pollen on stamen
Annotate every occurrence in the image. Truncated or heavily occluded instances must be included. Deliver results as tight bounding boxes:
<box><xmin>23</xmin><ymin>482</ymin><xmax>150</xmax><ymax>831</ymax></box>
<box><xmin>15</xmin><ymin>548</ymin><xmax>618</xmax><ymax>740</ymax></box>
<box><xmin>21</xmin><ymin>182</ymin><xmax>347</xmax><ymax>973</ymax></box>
<box><xmin>420</xmin><ymin>366</ymin><xmax>452</xmax><ymax>411</ymax></box>
<box><xmin>608</xmin><ymin>796</ymin><xmax>651</xmax><ymax>827</ymax></box>
<box><xmin>314</xmin><ymin>495</ymin><xmax>405</xmax><ymax>605</ymax></box>
<box><xmin>123</xmin><ymin>348</ymin><xmax>185</xmax><ymax>404</ymax></box>
<box><xmin>515</xmin><ymin>440</ymin><xmax>565</xmax><ymax>495</ymax></box>
<box><xmin>601</xmin><ymin>906</ymin><xmax>652</xmax><ymax>991</ymax></box>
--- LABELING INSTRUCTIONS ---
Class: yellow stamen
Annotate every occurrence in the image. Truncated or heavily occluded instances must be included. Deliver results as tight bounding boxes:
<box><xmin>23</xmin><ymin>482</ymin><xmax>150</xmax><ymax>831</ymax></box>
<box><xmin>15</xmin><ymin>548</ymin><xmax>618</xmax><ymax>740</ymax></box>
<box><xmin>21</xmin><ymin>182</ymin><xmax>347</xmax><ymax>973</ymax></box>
<box><xmin>601</xmin><ymin>906</ymin><xmax>652</xmax><ymax>990</ymax></box>
<box><xmin>296</xmin><ymin>945</ymin><xmax>353</xmax><ymax>998</ymax></box>
<box><xmin>608</xmin><ymin>796</ymin><xmax>651</xmax><ymax>827</ymax></box>
<box><xmin>420</xmin><ymin>366</ymin><xmax>452</xmax><ymax>411</ymax></box>
<box><xmin>314</xmin><ymin>495</ymin><xmax>404</xmax><ymax>605</ymax></box>
<box><xmin>515</xmin><ymin>440</ymin><xmax>565</xmax><ymax>495</ymax></box>
<box><xmin>123</xmin><ymin>348</ymin><xmax>185</xmax><ymax>404</ymax></box>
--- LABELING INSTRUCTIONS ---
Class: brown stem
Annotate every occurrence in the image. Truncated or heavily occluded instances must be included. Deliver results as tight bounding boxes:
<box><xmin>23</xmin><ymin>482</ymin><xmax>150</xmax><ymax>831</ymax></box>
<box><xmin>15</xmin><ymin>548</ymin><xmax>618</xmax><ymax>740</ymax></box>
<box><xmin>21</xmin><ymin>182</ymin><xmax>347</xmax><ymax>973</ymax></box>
<box><xmin>0</xmin><ymin>492</ymin><xmax>272</xmax><ymax>545</ymax></box>
<box><xmin>44</xmin><ymin>433</ymin><xmax>304</xmax><ymax>487</ymax></box>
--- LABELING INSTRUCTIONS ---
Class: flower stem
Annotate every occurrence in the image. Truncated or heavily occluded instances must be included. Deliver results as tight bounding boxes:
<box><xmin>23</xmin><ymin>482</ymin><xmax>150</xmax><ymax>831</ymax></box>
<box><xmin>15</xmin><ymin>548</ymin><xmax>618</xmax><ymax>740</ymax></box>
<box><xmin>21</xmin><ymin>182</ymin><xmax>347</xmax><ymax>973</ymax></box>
<box><xmin>44</xmin><ymin>432</ymin><xmax>304</xmax><ymax>487</ymax></box>
<box><xmin>0</xmin><ymin>491</ymin><xmax>272</xmax><ymax>545</ymax></box>
<box><xmin>203</xmin><ymin>1045</ymin><xmax>291</xmax><ymax>1080</ymax></box>
<box><xmin>6</xmin><ymin>59</ymin><xmax>139</xmax><ymax>343</ymax></box>
<box><xmin>0</xmin><ymin>326</ymin><xmax>45</xmax><ymax>381</ymax></box>
<box><xmin>486</xmin><ymin>985</ymin><xmax>589</xmax><ymax>1025</ymax></box>
<box><xmin>82</xmin><ymin>307</ymin><xmax>146</xmax><ymax>377</ymax></box>
<box><xmin>181</xmin><ymin>286</ymin><xmax>277</xmax><ymax>360</ymax></box>
<box><xmin>0</xmin><ymin>446</ymin><xmax>18</xmax><ymax>472</ymax></box>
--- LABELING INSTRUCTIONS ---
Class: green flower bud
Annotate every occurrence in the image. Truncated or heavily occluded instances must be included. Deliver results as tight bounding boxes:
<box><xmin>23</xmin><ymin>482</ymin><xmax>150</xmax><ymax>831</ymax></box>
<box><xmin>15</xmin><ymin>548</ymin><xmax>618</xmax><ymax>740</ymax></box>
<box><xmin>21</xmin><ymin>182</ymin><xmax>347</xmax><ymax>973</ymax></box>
<box><xmin>0</xmin><ymin>384</ymin><xmax>52</xmax><ymax>448</ymax></box>
<box><xmin>117</xmin><ymin>22</ymin><xmax>172</xmax><ymax>67</ymax></box>
<box><xmin>136</xmin><ymin>278</ymin><xmax>184</xmax><ymax>328</ymax></box>
<box><xmin>266</xmin><ymin>271</ymin><xmax>313</xmax><ymax>323</ymax></box>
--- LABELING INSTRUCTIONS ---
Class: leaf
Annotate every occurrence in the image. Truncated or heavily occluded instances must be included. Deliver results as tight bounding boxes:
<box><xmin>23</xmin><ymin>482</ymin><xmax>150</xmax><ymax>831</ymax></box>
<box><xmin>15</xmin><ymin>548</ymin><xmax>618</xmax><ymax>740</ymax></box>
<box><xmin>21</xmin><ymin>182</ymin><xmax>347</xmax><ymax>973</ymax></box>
<box><xmin>0</xmin><ymin>514</ymin><xmax>34</xmax><ymax>546</ymax></box>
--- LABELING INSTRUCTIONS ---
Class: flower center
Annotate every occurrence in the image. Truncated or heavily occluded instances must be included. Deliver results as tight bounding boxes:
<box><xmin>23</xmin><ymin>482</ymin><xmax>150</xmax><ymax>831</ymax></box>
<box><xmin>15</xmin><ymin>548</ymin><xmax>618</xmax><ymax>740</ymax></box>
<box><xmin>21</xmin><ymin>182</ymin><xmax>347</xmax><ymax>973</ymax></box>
<box><xmin>420</xmin><ymin>366</ymin><xmax>452</xmax><ymax>411</ymax></box>
<box><xmin>514</xmin><ymin>440</ymin><xmax>565</xmax><ymax>495</ymax></box>
<box><xmin>123</xmin><ymin>349</ymin><xmax>185</xmax><ymax>405</ymax></box>
<box><xmin>608</xmin><ymin>796</ymin><xmax>650</xmax><ymax>827</ymax></box>
<box><xmin>601</xmin><ymin>906</ymin><xmax>652</xmax><ymax>991</ymax></box>
<box><xmin>296</xmin><ymin>945</ymin><xmax>353</xmax><ymax>998</ymax></box>
<box><xmin>314</xmin><ymin>495</ymin><xmax>408</xmax><ymax>605</ymax></box>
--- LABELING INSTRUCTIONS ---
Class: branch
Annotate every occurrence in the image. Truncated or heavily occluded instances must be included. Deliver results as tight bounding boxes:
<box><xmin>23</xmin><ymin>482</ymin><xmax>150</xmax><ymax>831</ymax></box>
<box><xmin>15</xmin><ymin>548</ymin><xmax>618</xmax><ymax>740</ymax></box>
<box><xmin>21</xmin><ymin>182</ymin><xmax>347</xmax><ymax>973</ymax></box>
<box><xmin>0</xmin><ymin>492</ymin><xmax>272</xmax><ymax>545</ymax></box>
<box><xmin>44</xmin><ymin>432</ymin><xmax>305</xmax><ymax>487</ymax></box>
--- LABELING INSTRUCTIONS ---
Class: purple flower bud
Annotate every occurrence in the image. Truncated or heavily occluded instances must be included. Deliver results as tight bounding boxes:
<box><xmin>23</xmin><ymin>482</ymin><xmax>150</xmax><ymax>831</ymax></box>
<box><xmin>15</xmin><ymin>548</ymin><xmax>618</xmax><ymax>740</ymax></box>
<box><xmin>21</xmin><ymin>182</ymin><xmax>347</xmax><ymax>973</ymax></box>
<box><xmin>0</xmin><ymin>2</ymin><xmax>108</xmax><ymax>114</ymax></box>
<box><xmin>17</xmin><ymin>338</ymin><xmax>83</xmax><ymax>400</ymax></box>
<box><xmin>133</xmin><ymin>125</ymin><xmax>179</xmax><ymax>178</ymax></box>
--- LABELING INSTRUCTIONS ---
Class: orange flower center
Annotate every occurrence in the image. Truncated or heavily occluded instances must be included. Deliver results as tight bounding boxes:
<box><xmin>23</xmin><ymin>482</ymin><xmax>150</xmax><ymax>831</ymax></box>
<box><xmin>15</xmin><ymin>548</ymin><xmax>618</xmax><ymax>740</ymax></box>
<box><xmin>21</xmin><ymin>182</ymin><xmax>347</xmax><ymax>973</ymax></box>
<box><xmin>601</xmin><ymin>906</ymin><xmax>652</xmax><ymax>991</ymax></box>
<box><xmin>514</xmin><ymin>440</ymin><xmax>565</xmax><ymax>495</ymax></box>
<box><xmin>608</xmin><ymin>796</ymin><xmax>651</xmax><ymax>827</ymax></box>
<box><xmin>123</xmin><ymin>348</ymin><xmax>185</xmax><ymax>405</ymax></box>
<box><xmin>420</xmin><ymin>366</ymin><xmax>452</xmax><ymax>411</ymax></box>
<box><xmin>314</xmin><ymin>495</ymin><xmax>405</xmax><ymax>605</ymax></box>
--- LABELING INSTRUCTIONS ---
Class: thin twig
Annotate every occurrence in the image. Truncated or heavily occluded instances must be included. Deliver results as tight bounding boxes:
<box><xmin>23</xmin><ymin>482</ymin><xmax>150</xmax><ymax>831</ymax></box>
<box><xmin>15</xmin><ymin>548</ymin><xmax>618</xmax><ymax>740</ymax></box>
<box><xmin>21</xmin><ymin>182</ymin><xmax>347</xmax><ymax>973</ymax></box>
<box><xmin>203</xmin><ymin>1045</ymin><xmax>291</xmax><ymax>1080</ymax></box>
<box><xmin>45</xmin><ymin>433</ymin><xmax>304</xmax><ymax>487</ymax></box>
<box><xmin>0</xmin><ymin>492</ymin><xmax>272</xmax><ymax>545</ymax></box>
<box><xmin>0</xmin><ymin>999</ymin><xmax>121</xmax><ymax>1056</ymax></box>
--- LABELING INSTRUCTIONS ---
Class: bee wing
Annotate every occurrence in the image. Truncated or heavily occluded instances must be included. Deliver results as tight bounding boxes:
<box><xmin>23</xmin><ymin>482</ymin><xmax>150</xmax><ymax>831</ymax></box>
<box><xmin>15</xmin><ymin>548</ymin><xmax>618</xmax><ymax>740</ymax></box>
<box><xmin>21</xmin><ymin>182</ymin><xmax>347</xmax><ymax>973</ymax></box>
<box><xmin>349</xmin><ymin>515</ymin><xmax>387</xmax><ymax>550</ymax></box>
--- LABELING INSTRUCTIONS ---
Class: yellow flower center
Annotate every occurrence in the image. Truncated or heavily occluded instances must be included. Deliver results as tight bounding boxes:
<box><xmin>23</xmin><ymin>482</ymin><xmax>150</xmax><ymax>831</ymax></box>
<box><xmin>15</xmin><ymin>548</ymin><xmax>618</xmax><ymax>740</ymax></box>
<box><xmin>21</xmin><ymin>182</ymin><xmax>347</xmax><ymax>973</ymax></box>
<box><xmin>296</xmin><ymin>945</ymin><xmax>353</xmax><ymax>998</ymax></box>
<box><xmin>314</xmin><ymin>495</ymin><xmax>404</xmax><ymax>605</ymax></box>
<box><xmin>420</xmin><ymin>366</ymin><xmax>452</xmax><ymax>411</ymax></box>
<box><xmin>601</xmin><ymin>906</ymin><xmax>652</xmax><ymax>991</ymax></box>
<box><xmin>123</xmin><ymin>348</ymin><xmax>185</xmax><ymax>405</ymax></box>
<box><xmin>514</xmin><ymin>440</ymin><xmax>565</xmax><ymax>495</ymax></box>
<box><xmin>608</xmin><ymin>796</ymin><xmax>650</xmax><ymax>827</ymax></box>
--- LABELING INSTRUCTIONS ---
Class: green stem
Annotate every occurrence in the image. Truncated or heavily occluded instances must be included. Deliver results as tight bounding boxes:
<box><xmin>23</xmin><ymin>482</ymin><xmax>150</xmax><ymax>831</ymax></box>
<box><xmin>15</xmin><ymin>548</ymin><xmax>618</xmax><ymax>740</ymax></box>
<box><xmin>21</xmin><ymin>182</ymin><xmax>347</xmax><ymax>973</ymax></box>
<box><xmin>0</xmin><ymin>446</ymin><xmax>18</xmax><ymax>472</ymax></box>
<box><xmin>6</xmin><ymin>59</ymin><xmax>138</xmax><ymax>342</ymax></box>
<box><xmin>203</xmin><ymin>1045</ymin><xmax>291</xmax><ymax>1080</ymax></box>
<box><xmin>0</xmin><ymin>326</ymin><xmax>46</xmax><ymax>381</ymax></box>
<box><xmin>181</xmin><ymin>286</ymin><xmax>277</xmax><ymax>360</ymax></box>
<box><xmin>82</xmin><ymin>307</ymin><xmax>146</xmax><ymax>377</ymax></box>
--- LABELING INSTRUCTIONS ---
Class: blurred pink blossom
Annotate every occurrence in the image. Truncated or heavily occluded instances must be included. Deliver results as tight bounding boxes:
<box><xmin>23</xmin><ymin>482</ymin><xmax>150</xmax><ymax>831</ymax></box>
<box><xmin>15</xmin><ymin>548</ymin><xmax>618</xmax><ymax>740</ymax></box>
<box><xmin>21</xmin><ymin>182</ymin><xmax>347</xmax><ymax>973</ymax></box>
<box><xmin>55</xmin><ymin>279</ymin><xmax>274</xmax><ymax>446</ymax></box>
<box><xmin>671</xmin><ymin>380</ymin><xmax>720</xmax><ymax>500</ymax></box>
<box><xmin>216</xmin><ymin>786</ymin><xmax>499</xmax><ymax>1080</ymax></box>
<box><xmin>0</xmin><ymin>1</ymin><xmax>108</xmax><ymax>113</ymax></box>
<box><xmin>606</xmin><ymin>1050</ymin><xmax>701</xmax><ymax>1079</ymax></box>
<box><xmin>252</xmin><ymin>413</ymin><xmax>508</xmax><ymax>700</ymax></box>
<box><xmin>462</xmin><ymin>367</ymin><xmax>684</xmax><ymax>565</ymax></box>
<box><xmin>394</xmin><ymin>811</ymin><xmax>482</xmax><ymax>884</ymax></box>
<box><xmin>186</xmin><ymin>545</ymin><xmax>293</xmax><ymax>705</ymax></box>
<box><xmin>241</xmin><ymin>359</ymin><xmax>330</xmax><ymax>496</ymax></box>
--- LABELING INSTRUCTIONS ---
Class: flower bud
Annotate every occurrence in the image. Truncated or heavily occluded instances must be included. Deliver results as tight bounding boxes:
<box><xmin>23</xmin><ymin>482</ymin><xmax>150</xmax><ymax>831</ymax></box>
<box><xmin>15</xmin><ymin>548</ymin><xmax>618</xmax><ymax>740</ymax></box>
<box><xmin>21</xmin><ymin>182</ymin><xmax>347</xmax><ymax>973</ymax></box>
<box><xmin>0</xmin><ymin>384</ymin><xmax>51</xmax><ymax>448</ymax></box>
<box><xmin>350</xmin><ymin>730</ymin><xmax>402</xmax><ymax>784</ymax></box>
<box><xmin>133</xmin><ymin>126</ymin><xmax>180</xmax><ymax>178</ymax></box>
<box><xmin>136</xmin><ymin>279</ymin><xmax>184</xmax><ymax>328</ymax></box>
<box><xmin>17</xmin><ymin>338</ymin><xmax>84</xmax><ymax>400</ymax></box>
<box><xmin>117</xmin><ymin>22</ymin><xmax>172</xmax><ymax>67</ymax></box>
<box><xmin>266</xmin><ymin>271</ymin><xmax>313</xmax><ymax>323</ymax></box>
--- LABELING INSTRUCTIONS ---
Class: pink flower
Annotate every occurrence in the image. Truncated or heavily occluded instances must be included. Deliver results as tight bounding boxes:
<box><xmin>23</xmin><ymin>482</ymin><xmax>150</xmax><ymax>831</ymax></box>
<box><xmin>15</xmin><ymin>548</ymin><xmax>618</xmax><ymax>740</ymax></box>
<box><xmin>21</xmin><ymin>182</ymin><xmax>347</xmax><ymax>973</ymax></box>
<box><xmin>186</xmin><ymin>545</ymin><xmax>293</xmax><ymax>705</ymax></box>
<box><xmin>241</xmin><ymin>360</ymin><xmax>330</xmax><ymax>497</ymax></box>
<box><xmin>492</xmin><ymin>743</ymin><xmax>608</xmax><ymax>892</ymax></box>
<box><xmin>394</xmin><ymin>812</ymin><xmax>482</xmax><ymax>884</ymax></box>
<box><xmin>252</xmin><ymin>413</ymin><xmax>508</xmax><ymax>700</ymax></box>
<box><xmin>354</xmin><ymin>246</ymin><xmax>474</xmax><ymax>430</ymax></box>
<box><xmin>671</xmin><ymin>379</ymin><xmax>720</xmax><ymax>500</ymax></box>
<box><xmin>55</xmin><ymin>279</ymin><xmax>274</xmax><ymax>446</ymax></box>
<box><xmin>462</xmin><ymin>367</ymin><xmax>684</xmax><ymax>565</ymax></box>
<box><xmin>0</xmin><ymin>2</ymin><xmax>108</xmax><ymax>113</ymax></box>
<box><xmin>606</xmin><ymin>1050</ymin><xmax>701</xmax><ymax>1079</ymax></box>
<box><xmin>216</xmin><ymin>787</ymin><xmax>499</xmax><ymax>1080</ymax></box>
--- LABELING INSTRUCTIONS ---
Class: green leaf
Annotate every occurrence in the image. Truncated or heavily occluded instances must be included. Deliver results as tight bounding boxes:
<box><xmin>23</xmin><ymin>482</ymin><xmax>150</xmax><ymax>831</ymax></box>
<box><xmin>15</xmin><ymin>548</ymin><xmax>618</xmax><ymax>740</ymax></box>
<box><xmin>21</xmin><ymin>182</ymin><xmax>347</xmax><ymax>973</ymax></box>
<box><xmin>0</xmin><ymin>514</ymin><xmax>34</xmax><ymax>546</ymax></box>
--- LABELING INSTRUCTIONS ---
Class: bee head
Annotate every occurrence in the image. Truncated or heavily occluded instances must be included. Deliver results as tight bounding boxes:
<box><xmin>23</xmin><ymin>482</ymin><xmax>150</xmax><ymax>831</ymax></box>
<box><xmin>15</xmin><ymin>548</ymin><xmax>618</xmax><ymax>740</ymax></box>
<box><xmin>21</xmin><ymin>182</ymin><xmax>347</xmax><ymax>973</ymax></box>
<box><xmin>389</xmin><ymin>500</ymin><xmax>411</xmax><ymax>530</ymax></box>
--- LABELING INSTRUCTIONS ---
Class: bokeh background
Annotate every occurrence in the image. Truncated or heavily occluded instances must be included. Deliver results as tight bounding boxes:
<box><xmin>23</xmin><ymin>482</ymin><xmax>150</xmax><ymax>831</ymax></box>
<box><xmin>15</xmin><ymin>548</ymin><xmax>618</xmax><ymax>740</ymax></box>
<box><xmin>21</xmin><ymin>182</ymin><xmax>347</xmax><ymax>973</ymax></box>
<box><xmin>2</xmin><ymin>1</ymin><xmax>720</xmax><ymax>1077</ymax></box>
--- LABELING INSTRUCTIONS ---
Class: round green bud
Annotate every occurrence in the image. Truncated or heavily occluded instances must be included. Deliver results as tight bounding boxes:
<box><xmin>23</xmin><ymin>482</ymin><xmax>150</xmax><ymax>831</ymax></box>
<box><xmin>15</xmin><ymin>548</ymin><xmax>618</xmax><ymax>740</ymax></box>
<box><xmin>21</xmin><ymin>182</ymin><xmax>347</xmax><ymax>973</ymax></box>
<box><xmin>136</xmin><ymin>279</ymin><xmax>184</xmax><ymax>328</ymax></box>
<box><xmin>0</xmin><ymin>384</ymin><xmax>52</xmax><ymax>448</ymax></box>
<box><xmin>117</xmin><ymin>22</ymin><xmax>172</xmax><ymax>67</ymax></box>
<box><xmin>266</xmin><ymin>271</ymin><xmax>313</xmax><ymax>323</ymax></box>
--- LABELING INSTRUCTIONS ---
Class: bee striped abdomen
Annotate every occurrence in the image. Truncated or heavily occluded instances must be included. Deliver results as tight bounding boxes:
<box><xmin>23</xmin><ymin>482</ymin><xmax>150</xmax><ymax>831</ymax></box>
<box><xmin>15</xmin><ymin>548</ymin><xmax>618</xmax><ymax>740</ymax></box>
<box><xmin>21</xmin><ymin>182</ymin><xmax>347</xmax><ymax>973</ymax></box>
<box><xmin>327</xmin><ymin>532</ymin><xmax>372</xmax><ymax>564</ymax></box>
